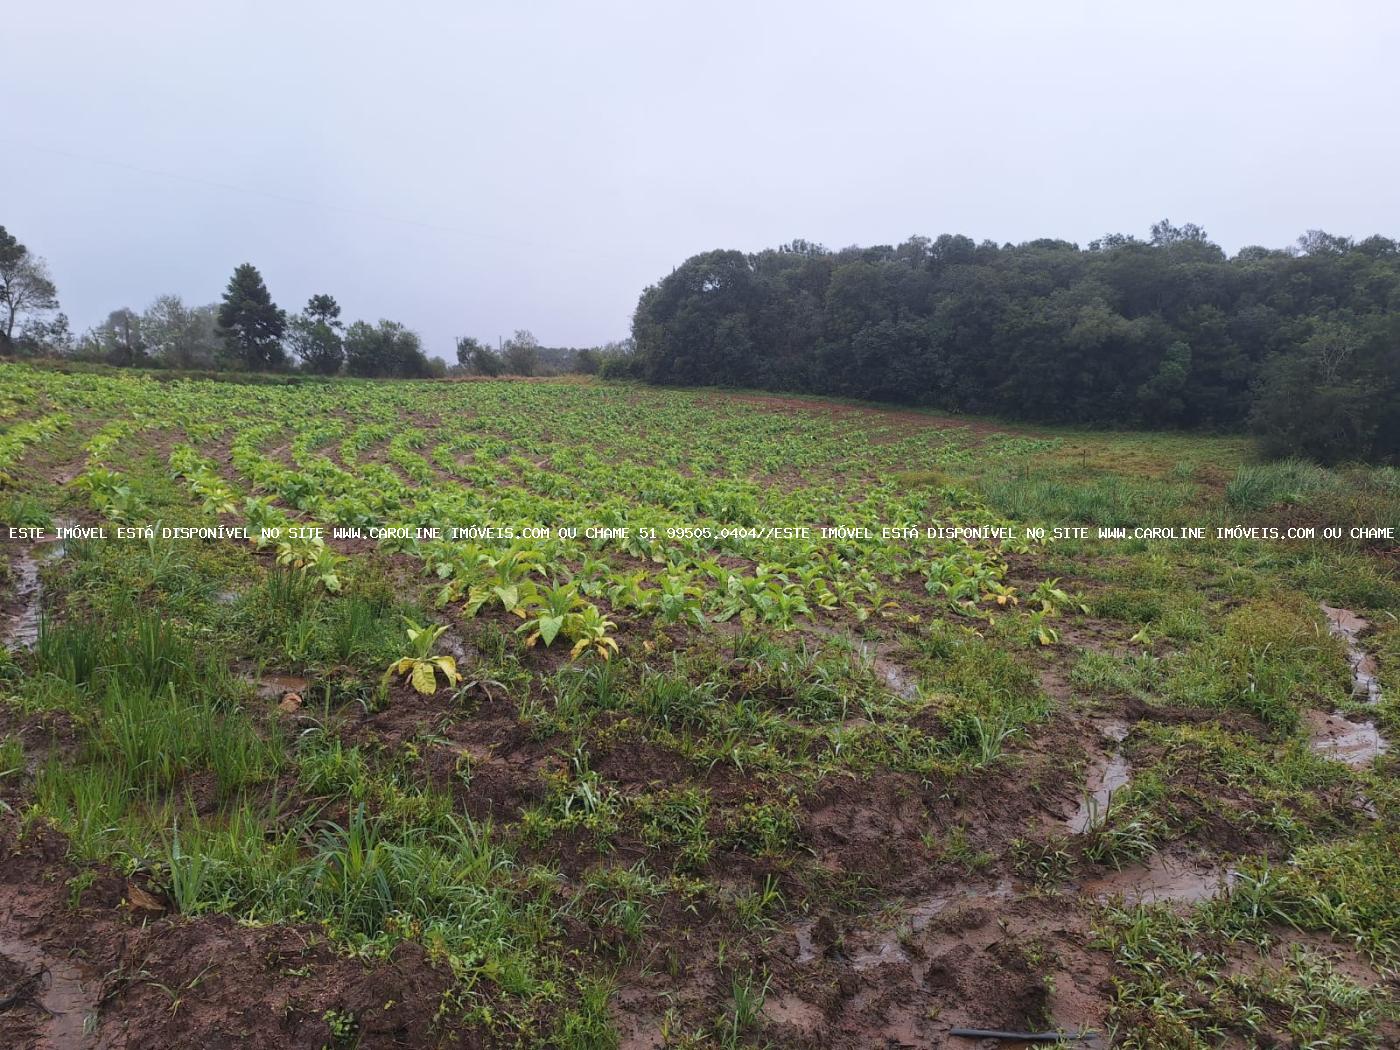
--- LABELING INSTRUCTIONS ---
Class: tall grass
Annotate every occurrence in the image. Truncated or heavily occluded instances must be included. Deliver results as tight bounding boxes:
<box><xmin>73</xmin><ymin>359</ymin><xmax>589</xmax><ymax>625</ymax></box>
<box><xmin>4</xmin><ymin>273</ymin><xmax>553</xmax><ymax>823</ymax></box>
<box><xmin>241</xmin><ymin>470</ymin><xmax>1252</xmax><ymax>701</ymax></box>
<box><xmin>36</xmin><ymin>618</ymin><xmax>107</xmax><ymax>687</ymax></box>
<box><xmin>981</xmin><ymin>474</ymin><xmax>1196</xmax><ymax>526</ymax></box>
<box><xmin>32</xmin><ymin>613</ymin><xmax>283</xmax><ymax>843</ymax></box>
<box><xmin>1164</xmin><ymin>598</ymin><xmax>1350</xmax><ymax>733</ymax></box>
<box><xmin>158</xmin><ymin>802</ymin><xmax>546</xmax><ymax>991</ymax></box>
<box><xmin>1226</xmin><ymin>459</ymin><xmax>1338</xmax><ymax>511</ymax></box>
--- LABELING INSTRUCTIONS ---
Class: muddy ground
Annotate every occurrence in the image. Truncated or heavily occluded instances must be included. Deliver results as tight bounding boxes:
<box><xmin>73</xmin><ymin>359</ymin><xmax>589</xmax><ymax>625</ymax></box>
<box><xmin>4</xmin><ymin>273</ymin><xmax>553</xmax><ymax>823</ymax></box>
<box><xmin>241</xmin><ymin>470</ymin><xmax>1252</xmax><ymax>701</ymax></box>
<box><xmin>1</xmin><ymin>383</ymin><xmax>1397</xmax><ymax>1048</ymax></box>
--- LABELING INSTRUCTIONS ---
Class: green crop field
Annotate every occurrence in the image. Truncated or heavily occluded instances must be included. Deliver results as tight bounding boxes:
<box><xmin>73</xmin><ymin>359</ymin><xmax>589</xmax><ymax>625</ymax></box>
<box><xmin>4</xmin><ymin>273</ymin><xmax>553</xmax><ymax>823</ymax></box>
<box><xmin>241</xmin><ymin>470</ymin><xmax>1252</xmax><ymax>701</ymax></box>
<box><xmin>1</xmin><ymin>361</ymin><xmax>1398</xmax><ymax>1048</ymax></box>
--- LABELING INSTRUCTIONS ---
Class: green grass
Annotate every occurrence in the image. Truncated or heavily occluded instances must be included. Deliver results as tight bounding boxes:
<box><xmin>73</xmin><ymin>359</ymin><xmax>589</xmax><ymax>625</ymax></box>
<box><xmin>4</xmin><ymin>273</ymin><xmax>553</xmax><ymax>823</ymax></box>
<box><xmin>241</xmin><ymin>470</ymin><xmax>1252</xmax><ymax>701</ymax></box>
<box><xmin>1099</xmin><ymin>903</ymin><xmax>1396</xmax><ymax>1046</ymax></box>
<box><xmin>1162</xmin><ymin>598</ymin><xmax>1351</xmax><ymax>732</ymax></box>
<box><xmin>1226</xmin><ymin>458</ymin><xmax>1339</xmax><ymax>511</ymax></box>
<box><xmin>980</xmin><ymin>472</ymin><xmax>1199</xmax><ymax>526</ymax></box>
<box><xmin>3</xmin><ymin>364</ymin><xmax>1398</xmax><ymax>1048</ymax></box>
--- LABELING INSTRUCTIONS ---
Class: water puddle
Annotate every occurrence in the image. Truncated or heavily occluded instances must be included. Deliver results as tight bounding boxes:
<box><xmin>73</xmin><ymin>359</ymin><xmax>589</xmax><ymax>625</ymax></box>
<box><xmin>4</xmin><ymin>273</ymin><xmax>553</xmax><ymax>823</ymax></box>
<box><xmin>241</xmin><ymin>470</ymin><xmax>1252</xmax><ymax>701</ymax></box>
<box><xmin>1305</xmin><ymin>710</ymin><xmax>1388</xmax><ymax>767</ymax></box>
<box><xmin>803</xmin><ymin>624</ymin><xmax>921</xmax><ymax>701</ymax></box>
<box><xmin>3</xmin><ymin>527</ymin><xmax>68</xmax><ymax>650</ymax></box>
<box><xmin>1311</xmin><ymin>604</ymin><xmax>1387</xmax><ymax>767</ymax></box>
<box><xmin>4</xmin><ymin>551</ymin><xmax>45</xmax><ymax>649</ymax></box>
<box><xmin>0</xmin><ymin>934</ymin><xmax>100</xmax><ymax>1048</ymax></box>
<box><xmin>1080</xmin><ymin>853</ymin><xmax>1231</xmax><ymax>907</ymax></box>
<box><xmin>1066</xmin><ymin>721</ymin><xmax>1131</xmax><ymax>835</ymax></box>
<box><xmin>1321</xmin><ymin>604</ymin><xmax>1382</xmax><ymax>704</ymax></box>
<box><xmin>793</xmin><ymin>920</ymin><xmax>819</xmax><ymax>964</ymax></box>
<box><xmin>844</xmin><ymin>879</ymin><xmax>1014</xmax><ymax>971</ymax></box>
<box><xmin>872</xmin><ymin>657</ymin><xmax>920</xmax><ymax>700</ymax></box>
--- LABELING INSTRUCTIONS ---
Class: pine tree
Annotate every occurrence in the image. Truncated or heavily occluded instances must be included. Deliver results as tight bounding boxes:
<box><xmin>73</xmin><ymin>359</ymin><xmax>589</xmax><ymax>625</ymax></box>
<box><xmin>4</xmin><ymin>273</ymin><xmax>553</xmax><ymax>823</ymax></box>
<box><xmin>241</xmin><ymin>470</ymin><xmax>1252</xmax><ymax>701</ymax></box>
<box><xmin>216</xmin><ymin>263</ymin><xmax>287</xmax><ymax>371</ymax></box>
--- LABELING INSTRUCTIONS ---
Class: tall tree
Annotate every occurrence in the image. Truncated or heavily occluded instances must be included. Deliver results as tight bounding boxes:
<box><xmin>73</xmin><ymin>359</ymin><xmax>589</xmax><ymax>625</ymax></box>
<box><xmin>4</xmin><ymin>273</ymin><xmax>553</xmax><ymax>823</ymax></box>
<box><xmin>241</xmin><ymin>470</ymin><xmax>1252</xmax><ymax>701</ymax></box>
<box><xmin>305</xmin><ymin>293</ymin><xmax>340</xmax><ymax>325</ymax></box>
<box><xmin>0</xmin><ymin>225</ymin><xmax>61</xmax><ymax>352</ymax></box>
<box><xmin>502</xmin><ymin>329</ymin><xmax>540</xmax><ymax>376</ymax></box>
<box><xmin>344</xmin><ymin>319</ymin><xmax>430</xmax><ymax>378</ymax></box>
<box><xmin>288</xmin><ymin>294</ymin><xmax>345</xmax><ymax>375</ymax></box>
<box><xmin>143</xmin><ymin>295</ymin><xmax>220</xmax><ymax>369</ymax></box>
<box><xmin>88</xmin><ymin>308</ymin><xmax>148</xmax><ymax>367</ymax></box>
<box><xmin>216</xmin><ymin>263</ymin><xmax>286</xmax><ymax>370</ymax></box>
<box><xmin>455</xmin><ymin>335</ymin><xmax>502</xmax><ymax>376</ymax></box>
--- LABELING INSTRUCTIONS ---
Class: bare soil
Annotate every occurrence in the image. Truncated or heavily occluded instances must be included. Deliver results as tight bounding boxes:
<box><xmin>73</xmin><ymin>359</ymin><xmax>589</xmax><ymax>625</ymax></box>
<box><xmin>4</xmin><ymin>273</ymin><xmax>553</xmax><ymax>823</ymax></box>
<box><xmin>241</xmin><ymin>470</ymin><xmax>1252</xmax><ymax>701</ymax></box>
<box><xmin>0</xmin><ymin>824</ymin><xmax>480</xmax><ymax>1050</ymax></box>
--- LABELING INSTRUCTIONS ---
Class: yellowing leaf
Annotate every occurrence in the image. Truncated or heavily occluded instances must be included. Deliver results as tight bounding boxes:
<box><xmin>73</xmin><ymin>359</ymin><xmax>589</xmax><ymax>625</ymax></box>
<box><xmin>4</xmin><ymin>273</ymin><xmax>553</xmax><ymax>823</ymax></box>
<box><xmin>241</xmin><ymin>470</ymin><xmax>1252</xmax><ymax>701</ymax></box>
<box><xmin>432</xmin><ymin>656</ymin><xmax>460</xmax><ymax>685</ymax></box>
<box><xmin>411</xmin><ymin>660</ymin><xmax>438</xmax><ymax>694</ymax></box>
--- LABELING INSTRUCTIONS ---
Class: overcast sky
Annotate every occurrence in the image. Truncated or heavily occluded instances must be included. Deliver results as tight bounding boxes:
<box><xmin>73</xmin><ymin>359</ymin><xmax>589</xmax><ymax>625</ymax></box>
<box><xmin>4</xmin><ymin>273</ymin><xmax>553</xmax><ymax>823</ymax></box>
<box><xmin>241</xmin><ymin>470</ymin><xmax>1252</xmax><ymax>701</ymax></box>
<box><xmin>6</xmin><ymin>1</ymin><xmax>1398</xmax><ymax>359</ymax></box>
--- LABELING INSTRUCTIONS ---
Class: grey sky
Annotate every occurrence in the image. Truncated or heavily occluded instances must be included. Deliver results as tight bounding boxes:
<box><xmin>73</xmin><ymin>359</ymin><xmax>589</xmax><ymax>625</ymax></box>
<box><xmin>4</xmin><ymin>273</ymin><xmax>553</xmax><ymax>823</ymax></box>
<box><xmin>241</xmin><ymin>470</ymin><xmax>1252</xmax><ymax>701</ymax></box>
<box><xmin>6</xmin><ymin>1</ymin><xmax>1398</xmax><ymax>359</ymax></box>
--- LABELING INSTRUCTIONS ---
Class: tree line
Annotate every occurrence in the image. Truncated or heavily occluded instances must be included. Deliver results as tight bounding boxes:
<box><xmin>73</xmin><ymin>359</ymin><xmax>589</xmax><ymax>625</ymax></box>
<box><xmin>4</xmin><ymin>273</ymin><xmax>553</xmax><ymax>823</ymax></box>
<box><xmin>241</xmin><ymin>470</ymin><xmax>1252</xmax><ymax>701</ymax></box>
<box><xmin>0</xmin><ymin>230</ymin><xmax>613</xmax><ymax>380</ymax></box>
<box><xmin>452</xmin><ymin>332</ymin><xmax>630</xmax><ymax>378</ymax></box>
<box><xmin>624</xmin><ymin>223</ymin><xmax>1400</xmax><ymax>463</ymax></box>
<box><xmin>7</xmin><ymin>219</ymin><xmax>1398</xmax><ymax>461</ymax></box>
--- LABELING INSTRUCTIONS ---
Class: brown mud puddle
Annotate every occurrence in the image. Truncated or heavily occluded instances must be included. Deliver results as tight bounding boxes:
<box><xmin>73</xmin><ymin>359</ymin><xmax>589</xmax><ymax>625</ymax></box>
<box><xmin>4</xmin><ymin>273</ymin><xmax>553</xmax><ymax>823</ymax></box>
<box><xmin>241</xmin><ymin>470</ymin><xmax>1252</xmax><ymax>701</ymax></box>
<box><xmin>1079</xmin><ymin>852</ymin><xmax>1232</xmax><ymax>907</ymax></box>
<box><xmin>795</xmin><ymin>878</ymin><xmax>1018</xmax><ymax>972</ymax></box>
<box><xmin>1065</xmin><ymin>721</ymin><xmax>1131</xmax><ymax>835</ymax></box>
<box><xmin>773</xmin><ymin>878</ymin><xmax>1113</xmax><ymax>1048</ymax></box>
<box><xmin>1310</xmin><ymin>604</ymin><xmax>1387</xmax><ymax>766</ymax></box>
<box><xmin>1305</xmin><ymin>710</ymin><xmax>1389</xmax><ymax>767</ymax></box>
<box><xmin>869</xmin><ymin>650</ymin><xmax>919</xmax><ymax>701</ymax></box>
<box><xmin>0</xmin><ymin>933</ymin><xmax>100</xmax><ymax>1049</ymax></box>
<box><xmin>1321</xmin><ymin>604</ymin><xmax>1382</xmax><ymax>704</ymax></box>
<box><xmin>2</xmin><ymin>527</ymin><xmax>68</xmax><ymax>650</ymax></box>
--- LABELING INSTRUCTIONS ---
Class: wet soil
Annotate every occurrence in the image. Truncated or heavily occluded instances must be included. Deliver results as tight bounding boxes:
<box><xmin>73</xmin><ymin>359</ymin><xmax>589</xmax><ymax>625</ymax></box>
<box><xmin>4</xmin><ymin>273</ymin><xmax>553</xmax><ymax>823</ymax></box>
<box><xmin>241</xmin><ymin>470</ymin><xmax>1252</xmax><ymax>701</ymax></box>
<box><xmin>1</xmin><ymin>527</ymin><xmax>67</xmax><ymax>650</ymax></box>
<box><xmin>0</xmin><ymin>823</ymin><xmax>481</xmax><ymax>1049</ymax></box>
<box><xmin>1065</xmin><ymin>721</ymin><xmax>1131</xmax><ymax>835</ymax></box>
<box><xmin>1321</xmin><ymin>604</ymin><xmax>1383</xmax><ymax>704</ymax></box>
<box><xmin>1</xmin><ymin>532</ymin><xmax>1389</xmax><ymax>1046</ymax></box>
<box><xmin>0</xmin><ymin>933</ymin><xmax>99</xmax><ymax>1050</ymax></box>
<box><xmin>1305</xmin><ymin>709</ymin><xmax>1389</xmax><ymax>767</ymax></box>
<box><xmin>1078</xmin><ymin>852</ymin><xmax>1232</xmax><ymax>908</ymax></box>
<box><xmin>759</xmin><ymin>882</ymin><xmax>1116</xmax><ymax>1048</ymax></box>
<box><xmin>1309</xmin><ymin>604</ymin><xmax>1388</xmax><ymax>766</ymax></box>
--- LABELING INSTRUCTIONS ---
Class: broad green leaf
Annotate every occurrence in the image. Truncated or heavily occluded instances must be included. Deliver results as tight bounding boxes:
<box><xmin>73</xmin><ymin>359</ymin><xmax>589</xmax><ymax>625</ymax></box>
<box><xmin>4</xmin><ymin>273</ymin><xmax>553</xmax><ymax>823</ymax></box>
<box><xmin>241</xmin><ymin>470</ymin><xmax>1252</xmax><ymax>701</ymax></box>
<box><xmin>538</xmin><ymin>615</ymin><xmax>564</xmax><ymax>646</ymax></box>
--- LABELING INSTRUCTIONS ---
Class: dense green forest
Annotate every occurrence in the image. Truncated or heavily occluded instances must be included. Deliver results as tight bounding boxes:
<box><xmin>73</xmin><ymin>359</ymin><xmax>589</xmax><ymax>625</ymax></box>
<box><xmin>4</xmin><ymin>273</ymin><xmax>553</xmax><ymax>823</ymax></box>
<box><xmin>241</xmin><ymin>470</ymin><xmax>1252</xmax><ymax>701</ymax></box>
<box><xmin>625</xmin><ymin>223</ymin><xmax>1400</xmax><ymax>463</ymax></box>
